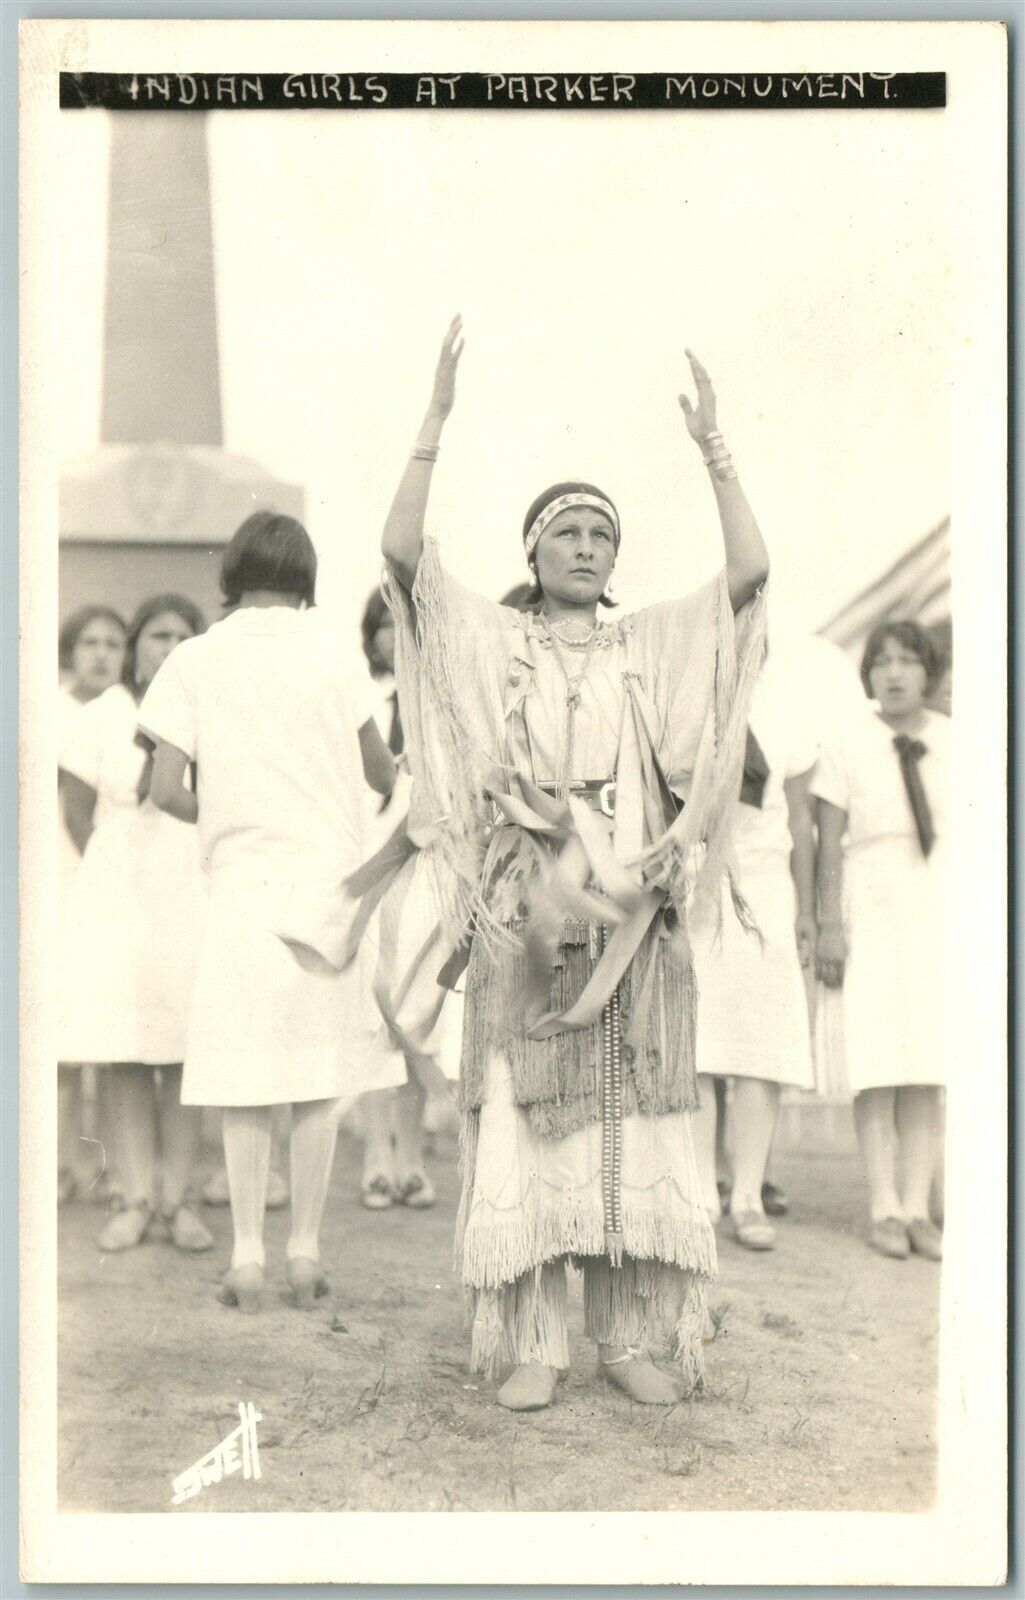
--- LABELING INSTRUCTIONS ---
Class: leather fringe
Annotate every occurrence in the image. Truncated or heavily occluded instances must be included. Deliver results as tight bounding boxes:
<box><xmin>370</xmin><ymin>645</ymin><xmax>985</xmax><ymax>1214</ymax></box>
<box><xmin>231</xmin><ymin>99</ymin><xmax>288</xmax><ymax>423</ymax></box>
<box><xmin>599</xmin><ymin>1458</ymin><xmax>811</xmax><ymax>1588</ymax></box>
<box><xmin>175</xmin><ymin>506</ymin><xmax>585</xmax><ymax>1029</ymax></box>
<box><xmin>459</xmin><ymin>907</ymin><xmax>699</xmax><ymax>1139</ymax></box>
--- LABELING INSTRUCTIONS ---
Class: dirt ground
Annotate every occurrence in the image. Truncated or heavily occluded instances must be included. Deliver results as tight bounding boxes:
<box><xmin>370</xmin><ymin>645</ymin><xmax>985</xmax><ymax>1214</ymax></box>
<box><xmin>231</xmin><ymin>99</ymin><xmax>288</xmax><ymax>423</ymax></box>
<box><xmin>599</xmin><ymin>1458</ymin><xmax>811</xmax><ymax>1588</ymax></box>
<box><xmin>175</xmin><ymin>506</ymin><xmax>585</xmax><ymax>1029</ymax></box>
<box><xmin>58</xmin><ymin>1129</ymin><xmax>939</xmax><ymax>1515</ymax></box>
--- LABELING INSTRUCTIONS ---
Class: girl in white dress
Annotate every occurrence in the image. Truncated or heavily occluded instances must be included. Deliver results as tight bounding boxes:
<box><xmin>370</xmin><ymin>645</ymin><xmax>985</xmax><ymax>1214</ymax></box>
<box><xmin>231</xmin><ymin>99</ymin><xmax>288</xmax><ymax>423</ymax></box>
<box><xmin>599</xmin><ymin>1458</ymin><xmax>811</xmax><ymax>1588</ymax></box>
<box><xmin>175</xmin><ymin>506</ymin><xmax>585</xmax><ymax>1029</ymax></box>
<box><xmin>60</xmin><ymin>595</ymin><xmax>213</xmax><ymax>1254</ymax></box>
<box><xmin>352</xmin><ymin>590</ymin><xmax>439</xmax><ymax>1212</ymax></box>
<box><xmin>141</xmin><ymin>513</ymin><xmax>399</xmax><ymax>1313</ymax></box>
<box><xmin>813</xmin><ymin>621</ymin><xmax>948</xmax><ymax>1263</ymax></box>
<box><xmin>58</xmin><ymin>604</ymin><xmax>127</xmax><ymax>1203</ymax></box>
<box><xmin>692</xmin><ymin>658</ymin><xmax>818</xmax><ymax>1250</ymax></box>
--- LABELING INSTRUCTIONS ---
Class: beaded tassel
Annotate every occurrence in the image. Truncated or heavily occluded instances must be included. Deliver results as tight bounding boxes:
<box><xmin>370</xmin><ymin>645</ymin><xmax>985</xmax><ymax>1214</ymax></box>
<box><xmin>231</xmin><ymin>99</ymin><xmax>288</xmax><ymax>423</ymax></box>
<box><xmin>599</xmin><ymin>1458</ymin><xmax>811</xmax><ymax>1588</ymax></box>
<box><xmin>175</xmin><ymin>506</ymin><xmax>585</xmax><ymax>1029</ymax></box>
<box><xmin>596</xmin><ymin>924</ymin><xmax>625</xmax><ymax>1267</ymax></box>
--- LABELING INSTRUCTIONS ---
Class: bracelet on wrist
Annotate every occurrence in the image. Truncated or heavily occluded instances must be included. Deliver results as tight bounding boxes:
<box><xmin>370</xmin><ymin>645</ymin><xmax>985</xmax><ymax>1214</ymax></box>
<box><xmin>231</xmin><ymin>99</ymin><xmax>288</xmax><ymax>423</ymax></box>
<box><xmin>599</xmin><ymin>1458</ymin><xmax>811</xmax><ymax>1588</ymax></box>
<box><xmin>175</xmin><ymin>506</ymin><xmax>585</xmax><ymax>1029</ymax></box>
<box><xmin>411</xmin><ymin>443</ymin><xmax>439</xmax><ymax>463</ymax></box>
<box><xmin>697</xmin><ymin>429</ymin><xmax>738</xmax><ymax>482</ymax></box>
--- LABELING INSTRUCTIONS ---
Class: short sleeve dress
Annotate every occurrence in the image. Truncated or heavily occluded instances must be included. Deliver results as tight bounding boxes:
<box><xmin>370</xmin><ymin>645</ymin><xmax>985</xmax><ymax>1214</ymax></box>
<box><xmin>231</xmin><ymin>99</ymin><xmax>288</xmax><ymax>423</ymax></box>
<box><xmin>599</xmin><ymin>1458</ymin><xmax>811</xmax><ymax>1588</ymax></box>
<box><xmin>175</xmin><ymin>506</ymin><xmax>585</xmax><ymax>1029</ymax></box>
<box><xmin>692</xmin><ymin>668</ymin><xmax>817</xmax><ymax>1089</ymax></box>
<box><xmin>60</xmin><ymin>683</ymin><xmax>207</xmax><ymax>1065</ymax></box>
<box><xmin>810</xmin><ymin>705</ymin><xmax>950</xmax><ymax>1093</ymax></box>
<box><xmin>138</xmin><ymin>605</ymin><xmax>407</xmax><ymax>1109</ymax></box>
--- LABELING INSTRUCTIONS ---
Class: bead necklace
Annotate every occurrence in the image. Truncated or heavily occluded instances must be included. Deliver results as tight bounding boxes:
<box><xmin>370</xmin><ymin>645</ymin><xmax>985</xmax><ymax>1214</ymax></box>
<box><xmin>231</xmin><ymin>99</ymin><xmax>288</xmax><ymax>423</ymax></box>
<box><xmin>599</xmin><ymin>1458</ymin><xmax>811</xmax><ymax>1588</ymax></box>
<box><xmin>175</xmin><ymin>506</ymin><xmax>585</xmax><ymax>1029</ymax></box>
<box><xmin>541</xmin><ymin>614</ymin><xmax>600</xmax><ymax>800</ymax></box>
<box><xmin>543</xmin><ymin>611</ymin><xmax>598</xmax><ymax>648</ymax></box>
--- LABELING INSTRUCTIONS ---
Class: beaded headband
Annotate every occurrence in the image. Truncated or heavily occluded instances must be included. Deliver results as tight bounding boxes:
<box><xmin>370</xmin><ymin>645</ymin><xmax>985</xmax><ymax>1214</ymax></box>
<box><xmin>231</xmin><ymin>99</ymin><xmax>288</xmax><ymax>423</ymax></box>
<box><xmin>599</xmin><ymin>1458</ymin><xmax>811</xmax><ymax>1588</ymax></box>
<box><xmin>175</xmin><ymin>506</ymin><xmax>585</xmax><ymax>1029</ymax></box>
<box><xmin>523</xmin><ymin>492</ymin><xmax>621</xmax><ymax>561</ymax></box>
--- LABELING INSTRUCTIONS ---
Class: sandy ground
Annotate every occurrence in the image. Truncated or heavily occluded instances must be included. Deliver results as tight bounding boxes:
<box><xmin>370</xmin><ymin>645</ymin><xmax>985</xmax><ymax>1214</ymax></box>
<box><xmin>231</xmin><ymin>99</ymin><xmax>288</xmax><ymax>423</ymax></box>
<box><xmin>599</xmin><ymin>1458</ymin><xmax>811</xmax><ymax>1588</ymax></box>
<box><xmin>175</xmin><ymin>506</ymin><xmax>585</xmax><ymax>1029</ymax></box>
<box><xmin>58</xmin><ymin>1130</ymin><xmax>939</xmax><ymax>1514</ymax></box>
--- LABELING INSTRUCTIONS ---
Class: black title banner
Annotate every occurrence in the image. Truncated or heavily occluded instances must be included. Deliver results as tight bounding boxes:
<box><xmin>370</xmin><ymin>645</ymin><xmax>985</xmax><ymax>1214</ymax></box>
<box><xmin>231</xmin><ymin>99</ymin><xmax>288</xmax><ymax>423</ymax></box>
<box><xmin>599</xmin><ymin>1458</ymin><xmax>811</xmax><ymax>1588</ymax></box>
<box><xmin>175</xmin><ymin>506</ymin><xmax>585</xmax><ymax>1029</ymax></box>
<box><xmin>60</xmin><ymin>70</ymin><xmax>946</xmax><ymax>111</ymax></box>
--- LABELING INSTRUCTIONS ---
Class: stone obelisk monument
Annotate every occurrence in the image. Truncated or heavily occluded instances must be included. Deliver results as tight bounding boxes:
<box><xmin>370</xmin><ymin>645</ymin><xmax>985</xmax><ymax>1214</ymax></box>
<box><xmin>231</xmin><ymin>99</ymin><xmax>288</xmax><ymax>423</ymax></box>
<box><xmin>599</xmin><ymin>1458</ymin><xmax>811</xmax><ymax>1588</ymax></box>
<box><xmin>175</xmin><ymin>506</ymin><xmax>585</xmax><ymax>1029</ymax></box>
<box><xmin>60</xmin><ymin>114</ymin><xmax>302</xmax><ymax>623</ymax></box>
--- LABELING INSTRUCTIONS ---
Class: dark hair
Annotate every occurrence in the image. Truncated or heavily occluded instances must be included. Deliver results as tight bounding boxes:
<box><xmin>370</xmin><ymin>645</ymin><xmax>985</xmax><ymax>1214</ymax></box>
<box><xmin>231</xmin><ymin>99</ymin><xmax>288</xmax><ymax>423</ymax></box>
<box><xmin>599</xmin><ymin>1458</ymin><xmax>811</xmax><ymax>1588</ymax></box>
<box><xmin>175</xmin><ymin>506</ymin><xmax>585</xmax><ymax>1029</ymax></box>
<box><xmin>521</xmin><ymin>480</ymin><xmax>619</xmax><ymax>610</ymax></box>
<box><xmin>498</xmin><ymin>581</ymin><xmax>539</xmax><ymax>612</ymax></box>
<box><xmin>58</xmin><ymin>604</ymin><xmax>127</xmax><ymax>671</ymax></box>
<box><xmin>361</xmin><ymin>587</ymin><xmax>393</xmax><ymax>677</ymax></box>
<box><xmin>859</xmin><ymin>620</ymin><xmax>939</xmax><ymax>697</ymax></box>
<box><xmin>220</xmin><ymin>511</ymin><xmax>317</xmax><ymax>610</ymax></box>
<box><xmin>124</xmin><ymin>593</ymin><xmax>207</xmax><ymax>695</ymax></box>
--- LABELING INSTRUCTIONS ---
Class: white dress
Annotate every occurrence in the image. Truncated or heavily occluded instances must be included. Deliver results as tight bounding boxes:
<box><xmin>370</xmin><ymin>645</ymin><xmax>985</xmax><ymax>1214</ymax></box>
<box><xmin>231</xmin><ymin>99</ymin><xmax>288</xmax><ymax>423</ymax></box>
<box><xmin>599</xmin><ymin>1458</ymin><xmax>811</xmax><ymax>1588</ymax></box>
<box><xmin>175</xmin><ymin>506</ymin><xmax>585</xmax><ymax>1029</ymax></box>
<box><xmin>810</xmin><ymin>705</ymin><xmax>950</xmax><ymax>1093</ymax></box>
<box><xmin>58</xmin><ymin>686</ymin><xmax>87</xmax><ymax>916</ymax></box>
<box><xmin>60</xmin><ymin>684</ymin><xmax>206</xmax><ymax>1065</ymax></box>
<box><xmin>364</xmin><ymin>675</ymin><xmax>463</xmax><ymax>1086</ymax></box>
<box><xmin>692</xmin><ymin>673</ymin><xmax>816</xmax><ymax>1090</ymax></box>
<box><xmin>138</xmin><ymin>606</ymin><xmax>406</xmax><ymax>1108</ymax></box>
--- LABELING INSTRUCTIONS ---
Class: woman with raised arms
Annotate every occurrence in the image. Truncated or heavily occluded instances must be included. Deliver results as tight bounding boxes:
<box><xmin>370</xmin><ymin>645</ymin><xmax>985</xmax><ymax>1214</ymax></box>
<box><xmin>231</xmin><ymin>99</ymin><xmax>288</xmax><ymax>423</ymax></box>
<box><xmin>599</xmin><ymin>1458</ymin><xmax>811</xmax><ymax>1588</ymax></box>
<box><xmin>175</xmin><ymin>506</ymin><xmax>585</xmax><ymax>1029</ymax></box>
<box><xmin>381</xmin><ymin>318</ymin><xmax>768</xmax><ymax>1411</ymax></box>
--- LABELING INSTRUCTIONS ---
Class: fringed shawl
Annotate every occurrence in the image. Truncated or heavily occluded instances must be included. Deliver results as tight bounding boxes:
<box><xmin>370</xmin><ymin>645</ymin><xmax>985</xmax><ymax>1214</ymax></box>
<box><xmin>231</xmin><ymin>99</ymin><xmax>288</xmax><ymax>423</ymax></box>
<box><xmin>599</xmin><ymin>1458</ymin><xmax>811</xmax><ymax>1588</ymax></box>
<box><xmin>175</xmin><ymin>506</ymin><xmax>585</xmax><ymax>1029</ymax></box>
<box><xmin>386</xmin><ymin>541</ymin><xmax>765</xmax><ymax>899</ymax></box>
<box><xmin>383</xmin><ymin>540</ymin><xmax>767</xmax><ymax>1122</ymax></box>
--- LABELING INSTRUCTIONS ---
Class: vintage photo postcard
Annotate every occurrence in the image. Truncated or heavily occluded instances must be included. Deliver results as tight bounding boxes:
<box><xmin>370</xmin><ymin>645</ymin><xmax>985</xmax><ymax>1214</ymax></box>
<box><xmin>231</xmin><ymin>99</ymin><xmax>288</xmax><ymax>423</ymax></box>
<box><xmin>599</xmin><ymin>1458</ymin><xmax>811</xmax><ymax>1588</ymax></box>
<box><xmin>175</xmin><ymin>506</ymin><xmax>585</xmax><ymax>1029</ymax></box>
<box><xmin>19</xmin><ymin>15</ymin><xmax>1007</xmax><ymax>1586</ymax></box>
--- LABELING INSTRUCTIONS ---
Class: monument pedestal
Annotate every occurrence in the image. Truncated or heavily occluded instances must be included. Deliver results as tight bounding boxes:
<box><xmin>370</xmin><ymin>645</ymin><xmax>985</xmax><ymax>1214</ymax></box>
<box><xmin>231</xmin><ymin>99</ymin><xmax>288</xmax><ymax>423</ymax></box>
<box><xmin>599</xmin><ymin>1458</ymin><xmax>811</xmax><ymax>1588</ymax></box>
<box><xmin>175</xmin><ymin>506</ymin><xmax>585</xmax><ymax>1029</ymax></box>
<box><xmin>60</xmin><ymin>443</ymin><xmax>303</xmax><ymax>623</ymax></box>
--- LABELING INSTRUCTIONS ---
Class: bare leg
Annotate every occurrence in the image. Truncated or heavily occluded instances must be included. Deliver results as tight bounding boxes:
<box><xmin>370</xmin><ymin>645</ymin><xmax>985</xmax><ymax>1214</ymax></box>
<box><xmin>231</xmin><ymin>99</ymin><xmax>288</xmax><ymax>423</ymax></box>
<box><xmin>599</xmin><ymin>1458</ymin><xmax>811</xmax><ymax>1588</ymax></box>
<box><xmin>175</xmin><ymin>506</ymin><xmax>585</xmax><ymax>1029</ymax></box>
<box><xmin>359</xmin><ymin>1088</ymin><xmax>395</xmax><ymax>1205</ymax></box>
<box><xmin>154</xmin><ymin>1065</ymin><xmax>203</xmax><ymax>1211</ymax></box>
<box><xmin>392</xmin><ymin>1077</ymin><xmax>435</xmax><ymax>1206</ymax></box>
<box><xmin>222</xmin><ymin>1105</ymin><xmax>272</xmax><ymax>1268</ymax></box>
<box><xmin>693</xmin><ymin>1075</ymin><xmax>722</xmax><ymax>1221</ymax></box>
<box><xmin>853</xmin><ymin>1088</ymin><xmax>903</xmax><ymax>1221</ymax></box>
<box><xmin>714</xmin><ymin>1076</ymin><xmax>732</xmax><ymax>1189</ymax></box>
<box><xmin>92</xmin><ymin>1069</ymin><xmax>124</xmax><ymax>1199</ymax></box>
<box><xmin>393</xmin><ymin>1078</ymin><xmax>426</xmax><ymax>1176</ymax></box>
<box><xmin>896</xmin><ymin>1085</ymin><xmax>943</xmax><ymax>1220</ymax></box>
<box><xmin>287</xmin><ymin>1097</ymin><xmax>341</xmax><ymax>1263</ymax></box>
<box><xmin>58</xmin><ymin>1065</ymin><xmax>82</xmax><ymax>1199</ymax></box>
<box><xmin>730</xmin><ymin>1077</ymin><xmax>781</xmax><ymax>1215</ymax></box>
<box><xmin>930</xmin><ymin>1091</ymin><xmax>946</xmax><ymax>1225</ymax></box>
<box><xmin>107</xmin><ymin>1064</ymin><xmax>158</xmax><ymax>1208</ymax></box>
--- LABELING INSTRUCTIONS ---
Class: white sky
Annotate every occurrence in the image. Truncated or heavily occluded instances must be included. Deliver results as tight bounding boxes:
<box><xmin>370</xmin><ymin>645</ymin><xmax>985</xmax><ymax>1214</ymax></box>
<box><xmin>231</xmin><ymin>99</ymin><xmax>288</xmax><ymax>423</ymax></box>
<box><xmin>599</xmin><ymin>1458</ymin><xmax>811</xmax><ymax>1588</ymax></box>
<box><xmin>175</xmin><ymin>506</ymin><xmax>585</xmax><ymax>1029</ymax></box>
<box><xmin>57</xmin><ymin>102</ymin><xmax>950</xmax><ymax>648</ymax></box>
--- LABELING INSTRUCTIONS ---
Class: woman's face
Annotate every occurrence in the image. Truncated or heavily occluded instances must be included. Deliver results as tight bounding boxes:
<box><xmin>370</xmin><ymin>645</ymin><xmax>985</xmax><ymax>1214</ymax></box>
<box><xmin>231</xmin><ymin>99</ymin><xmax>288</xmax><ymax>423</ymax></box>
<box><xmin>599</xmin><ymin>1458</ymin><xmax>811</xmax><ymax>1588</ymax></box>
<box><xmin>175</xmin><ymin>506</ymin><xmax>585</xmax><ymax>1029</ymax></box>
<box><xmin>373</xmin><ymin>617</ymin><xmax>395</xmax><ymax>674</ymax></box>
<box><xmin>533</xmin><ymin>506</ymin><xmax>616</xmax><ymax>607</ymax></box>
<box><xmin>70</xmin><ymin>618</ymin><xmax>126</xmax><ymax>699</ymax></box>
<box><xmin>868</xmin><ymin>636</ymin><xmax>929</xmax><ymax>718</ymax></box>
<box><xmin>134</xmin><ymin>610</ymin><xmax>194</xmax><ymax>689</ymax></box>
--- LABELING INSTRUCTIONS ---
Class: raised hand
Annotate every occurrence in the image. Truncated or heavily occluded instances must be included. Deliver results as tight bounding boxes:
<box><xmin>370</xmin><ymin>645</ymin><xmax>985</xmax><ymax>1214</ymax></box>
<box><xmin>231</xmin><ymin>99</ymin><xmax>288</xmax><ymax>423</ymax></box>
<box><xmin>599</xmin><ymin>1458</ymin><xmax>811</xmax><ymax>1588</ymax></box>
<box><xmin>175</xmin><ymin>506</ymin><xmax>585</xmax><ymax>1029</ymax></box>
<box><xmin>678</xmin><ymin>349</ymin><xmax>718</xmax><ymax>442</ymax></box>
<box><xmin>428</xmin><ymin>315</ymin><xmax>465</xmax><ymax>423</ymax></box>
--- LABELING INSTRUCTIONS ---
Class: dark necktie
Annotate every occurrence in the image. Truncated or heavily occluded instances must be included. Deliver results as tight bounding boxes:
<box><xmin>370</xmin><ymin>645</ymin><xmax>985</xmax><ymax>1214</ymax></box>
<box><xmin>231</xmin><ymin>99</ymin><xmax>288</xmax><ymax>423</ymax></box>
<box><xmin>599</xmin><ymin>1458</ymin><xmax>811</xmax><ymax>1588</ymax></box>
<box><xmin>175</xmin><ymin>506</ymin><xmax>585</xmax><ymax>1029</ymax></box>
<box><xmin>893</xmin><ymin>733</ymin><xmax>934</xmax><ymax>857</ymax></box>
<box><xmin>739</xmin><ymin>727</ymin><xmax>770</xmax><ymax>809</ymax></box>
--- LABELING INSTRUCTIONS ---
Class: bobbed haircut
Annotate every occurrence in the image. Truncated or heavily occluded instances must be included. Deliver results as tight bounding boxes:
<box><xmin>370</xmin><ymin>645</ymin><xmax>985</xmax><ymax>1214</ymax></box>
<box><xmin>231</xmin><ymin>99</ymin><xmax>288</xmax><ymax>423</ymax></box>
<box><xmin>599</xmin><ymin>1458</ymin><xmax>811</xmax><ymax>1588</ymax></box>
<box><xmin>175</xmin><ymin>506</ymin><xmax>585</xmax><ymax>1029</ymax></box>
<box><xmin>58</xmin><ymin>604</ymin><xmax>127</xmax><ymax>671</ymax></box>
<box><xmin>124</xmin><ymin>593</ymin><xmax>207</xmax><ymax>691</ymax></box>
<box><xmin>220</xmin><ymin>511</ymin><xmax>317</xmax><ymax>609</ymax></box>
<box><xmin>521</xmin><ymin>480</ymin><xmax>619</xmax><ymax>611</ymax></box>
<box><xmin>361</xmin><ymin>587</ymin><xmax>393</xmax><ymax>678</ymax></box>
<box><xmin>860</xmin><ymin>619</ymin><xmax>939</xmax><ymax>697</ymax></box>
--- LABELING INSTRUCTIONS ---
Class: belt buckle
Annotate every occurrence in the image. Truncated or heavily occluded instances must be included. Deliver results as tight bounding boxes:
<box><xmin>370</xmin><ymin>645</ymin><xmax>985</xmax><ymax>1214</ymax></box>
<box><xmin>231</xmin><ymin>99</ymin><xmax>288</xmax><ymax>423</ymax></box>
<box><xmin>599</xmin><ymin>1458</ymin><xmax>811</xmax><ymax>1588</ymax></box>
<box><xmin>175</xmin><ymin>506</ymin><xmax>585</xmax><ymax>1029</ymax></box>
<box><xmin>598</xmin><ymin>780</ymin><xmax>617</xmax><ymax>818</ymax></box>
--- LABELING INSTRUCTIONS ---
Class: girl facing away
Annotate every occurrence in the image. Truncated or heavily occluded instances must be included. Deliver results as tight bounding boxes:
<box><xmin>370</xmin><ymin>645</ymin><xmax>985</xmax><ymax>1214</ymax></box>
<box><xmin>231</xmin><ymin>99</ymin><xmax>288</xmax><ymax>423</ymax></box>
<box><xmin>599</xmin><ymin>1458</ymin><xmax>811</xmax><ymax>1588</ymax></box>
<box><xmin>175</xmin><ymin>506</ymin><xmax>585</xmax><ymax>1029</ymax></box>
<box><xmin>141</xmin><ymin>512</ymin><xmax>400</xmax><ymax>1311</ymax></box>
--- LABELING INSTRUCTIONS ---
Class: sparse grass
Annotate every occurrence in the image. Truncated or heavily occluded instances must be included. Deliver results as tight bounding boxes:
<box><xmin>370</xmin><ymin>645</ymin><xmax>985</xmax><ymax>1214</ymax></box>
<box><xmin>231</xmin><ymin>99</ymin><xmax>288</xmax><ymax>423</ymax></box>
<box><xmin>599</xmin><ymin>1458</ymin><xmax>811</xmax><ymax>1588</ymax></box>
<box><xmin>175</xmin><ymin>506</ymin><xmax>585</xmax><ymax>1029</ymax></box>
<box><xmin>58</xmin><ymin>1136</ymin><xmax>941</xmax><ymax>1515</ymax></box>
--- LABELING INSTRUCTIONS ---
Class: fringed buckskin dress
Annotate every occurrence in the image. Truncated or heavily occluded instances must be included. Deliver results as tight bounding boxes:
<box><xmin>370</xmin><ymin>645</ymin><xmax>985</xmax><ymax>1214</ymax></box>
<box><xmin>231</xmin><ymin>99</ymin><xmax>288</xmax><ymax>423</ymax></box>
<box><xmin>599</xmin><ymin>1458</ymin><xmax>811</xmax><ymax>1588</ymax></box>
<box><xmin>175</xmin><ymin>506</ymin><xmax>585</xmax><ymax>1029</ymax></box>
<box><xmin>384</xmin><ymin>541</ymin><xmax>765</xmax><ymax>1387</ymax></box>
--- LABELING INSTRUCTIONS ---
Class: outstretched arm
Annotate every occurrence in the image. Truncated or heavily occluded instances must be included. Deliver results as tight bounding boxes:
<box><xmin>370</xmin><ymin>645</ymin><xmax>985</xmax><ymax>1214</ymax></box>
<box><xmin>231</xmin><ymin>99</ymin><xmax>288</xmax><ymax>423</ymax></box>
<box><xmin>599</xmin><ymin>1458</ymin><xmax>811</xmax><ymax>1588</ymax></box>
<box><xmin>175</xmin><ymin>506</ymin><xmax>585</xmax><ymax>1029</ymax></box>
<box><xmin>679</xmin><ymin>351</ymin><xmax>769</xmax><ymax>612</ymax></box>
<box><xmin>382</xmin><ymin>316</ymin><xmax>465</xmax><ymax>592</ymax></box>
